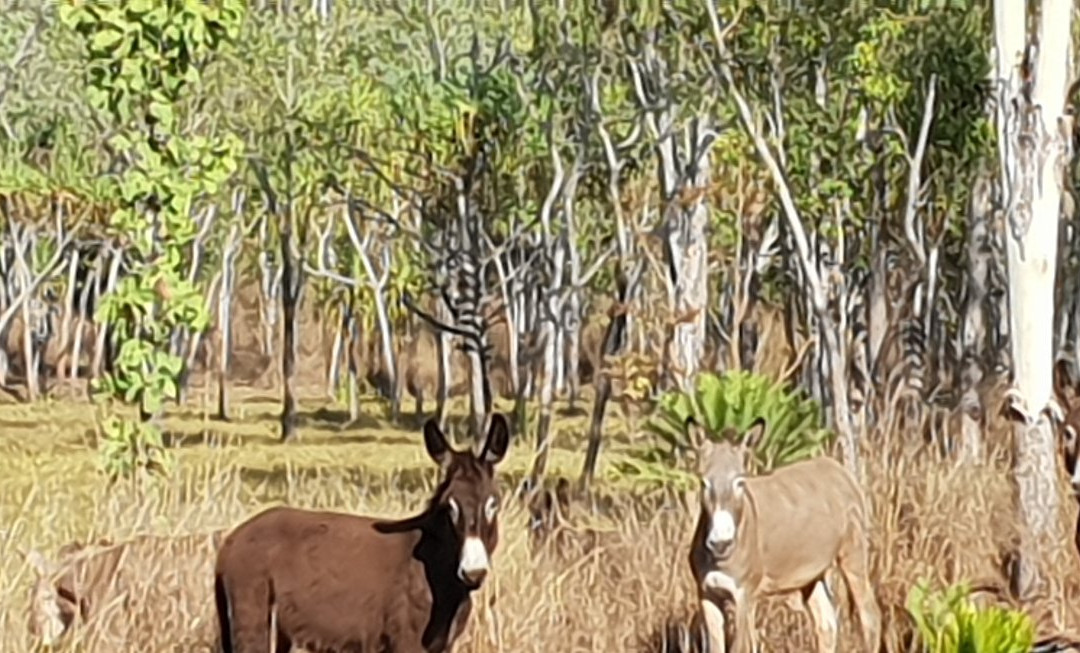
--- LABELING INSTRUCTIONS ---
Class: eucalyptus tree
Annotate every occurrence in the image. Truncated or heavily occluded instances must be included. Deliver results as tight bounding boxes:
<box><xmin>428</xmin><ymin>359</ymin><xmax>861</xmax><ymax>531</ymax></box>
<box><xmin>993</xmin><ymin>0</ymin><xmax>1077</xmax><ymax>599</ymax></box>
<box><xmin>686</xmin><ymin>0</ymin><xmax>995</xmax><ymax>479</ymax></box>
<box><xmin>223</xmin><ymin>9</ymin><xmax>384</xmax><ymax>441</ymax></box>
<box><xmin>0</xmin><ymin>5</ymin><xmax>107</xmax><ymax>398</ymax></box>
<box><xmin>321</xmin><ymin>5</ymin><xmax>552</xmax><ymax>442</ymax></box>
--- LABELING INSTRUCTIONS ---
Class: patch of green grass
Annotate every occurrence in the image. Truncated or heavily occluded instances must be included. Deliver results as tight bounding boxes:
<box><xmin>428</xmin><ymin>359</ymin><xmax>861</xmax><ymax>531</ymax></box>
<box><xmin>0</xmin><ymin>388</ymin><xmax>648</xmax><ymax>511</ymax></box>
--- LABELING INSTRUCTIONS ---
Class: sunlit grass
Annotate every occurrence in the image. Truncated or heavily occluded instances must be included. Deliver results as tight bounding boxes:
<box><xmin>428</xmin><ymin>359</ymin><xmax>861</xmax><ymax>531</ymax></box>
<box><xmin>2</xmin><ymin>386</ymin><xmax>1080</xmax><ymax>652</ymax></box>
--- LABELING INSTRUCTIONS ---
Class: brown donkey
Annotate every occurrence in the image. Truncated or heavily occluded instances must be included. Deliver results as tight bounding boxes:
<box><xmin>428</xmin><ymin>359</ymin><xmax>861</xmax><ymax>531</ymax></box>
<box><xmin>214</xmin><ymin>414</ymin><xmax>511</xmax><ymax>653</ymax></box>
<box><xmin>688</xmin><ymin>417</ymin><xmax>881</xmax><ymax>653</ymax></box>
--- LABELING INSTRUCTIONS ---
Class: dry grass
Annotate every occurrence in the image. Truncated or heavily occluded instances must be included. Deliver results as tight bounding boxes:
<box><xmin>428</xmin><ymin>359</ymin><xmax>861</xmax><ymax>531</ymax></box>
<box><xmin>2</xmin><ymin>388</ymin><xmax>1080</xmax><ymax>652</ymax></box>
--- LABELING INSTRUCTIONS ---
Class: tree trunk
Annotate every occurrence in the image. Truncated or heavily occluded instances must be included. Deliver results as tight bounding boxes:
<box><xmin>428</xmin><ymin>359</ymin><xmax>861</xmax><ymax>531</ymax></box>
<box><xmin>258</xmin><ymin>215</ymin><xmax>279</xmax><ymax>359</ymax></box>
<box><xmin>56</xmin><ymin>250</ymin><xmax>78</xmax><ymax>382</ymax></box>
<box><xmin>529</xmin><ymin>317</ymin><xmax>557</xmax><ymax>486</ymax></box>
<box><xmin>346</xmin><ymin>305</ymin><xmax>360</xmax><ymax>422</ymax></box>
<box><xmin>92</xmin><ymin>249</ymin><xmax>122</xmax><ymax>381</ymax></box>
<box><xmin>20</xmin><ymin>294</ymin><xmax>37</xmax><ymax>401</ymax></box>
<box><xmin>957</xmin><ymin>171</ymin><xmax>994</xmax><ymax>463</ymax></box>
<box><xmin>71</xmin><ymin>261</ymin><xmax>96</xmax><ymax>382</ymax></box>
<box><xmin>217</xmin><ymin>227</ymin><xmax>239</xmax><ymax>422</ymax></box>
<box><xmin>327</xmin><ymin>306</ymin><xmax>344</xmax><ymax>400</ymax></box>
<box><xmin>372</xmin><ymin>286</ymin><xmax>399</xmax><ymax>421</ymax></box>
<box><xmin>566</xmin><ymin>294</ymin><xmax>582</xmax><ymax>409</ymax></box>
<box><xmin>466</xmin><ymin>344</ymin><xmax>488</xmax><ymax>442</ymax></box>
<box><xmin>994</xmin><ymin>0</ymin><xmax>1075</xmax><ymax>599</ymax></box>
<box><xmin>659</xmin><ymin>119</ymin><xmax>712</xmax><ymax>392</ymax></box>
<box><xmin>580</xmin><ymin>260</ymin><xmax>645</xmax><ymax>489</ymax></box>
<box><xmin>435</xmin><ymin>299</ymin><xmax>451</xmax><ymax>430</ymax></box>
<box><xmin>279</xmin><ymin>219</ymin><xmax>302</xmax><ymax>443</ymax></box>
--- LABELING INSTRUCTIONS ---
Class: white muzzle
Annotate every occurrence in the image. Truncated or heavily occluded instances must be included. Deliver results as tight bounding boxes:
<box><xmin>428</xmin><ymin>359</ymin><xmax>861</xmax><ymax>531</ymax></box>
<box><xmin>458</xmin><ymin>536</ymin><xmax>490</xmax><ymax>586</ymax></box>
<box><xmin>706</xmin><ymin>509</ymin><xmax>737</xmax><ymax>555</ymax></box>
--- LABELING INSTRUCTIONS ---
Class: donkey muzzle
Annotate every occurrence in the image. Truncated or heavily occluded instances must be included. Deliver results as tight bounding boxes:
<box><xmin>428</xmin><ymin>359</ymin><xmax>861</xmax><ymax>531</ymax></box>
<box><xmin>705</xmin><ymin>509</ymin><xmax>737</xmax><ymax>559</ymax></box>
<box><xmin>706</xmin><ymin>538</ymin><xmax>735</xmax><ymax>560</ymax></box>
<box><xmin>458</xmin><ymin>536</ymin><xmax>490</xmax><ymax>588</ymax></box>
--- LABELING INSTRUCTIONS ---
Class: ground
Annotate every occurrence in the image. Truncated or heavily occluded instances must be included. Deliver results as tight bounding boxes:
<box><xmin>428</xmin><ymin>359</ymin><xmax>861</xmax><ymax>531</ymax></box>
<box><xmin>2</xmin><ymin>384</ymin><xmax>1080</xmax><ymax>652</ymax></box>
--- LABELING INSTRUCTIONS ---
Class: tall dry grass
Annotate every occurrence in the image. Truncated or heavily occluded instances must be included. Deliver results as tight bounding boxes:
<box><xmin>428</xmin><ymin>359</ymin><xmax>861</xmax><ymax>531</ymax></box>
<box><xmin>2</xmin><ymin>396</ymin><xmax>1080</xmax><ymax>652</ymax></box>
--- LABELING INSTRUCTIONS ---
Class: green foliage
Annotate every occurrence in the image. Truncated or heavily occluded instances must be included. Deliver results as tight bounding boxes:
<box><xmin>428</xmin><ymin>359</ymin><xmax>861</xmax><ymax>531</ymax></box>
<box><xmin>0</xmin><ymin>2</ymin><xmax>1006</xmax><ymax>475</ymax></box>
<box><xmin>60</xmin><ymin>0</ymin><xmax>243</xmax><ymax>130</ymax></box>
<box><xmin>644</xmin><ymin>370</ymin><xmax>833</xmax><ymax>472</ymax></box>
<box><xmin>906</xmin><ymin>579</ymin><xmax>1035</xmax><ymax>653</ymax></box>
<box><xmin>62</xmin><ymin>0</ymin><xmax>244</xmax><ymax>480</ymax></box>
<box><xmin>96</xmin><ymin>414</ymin><xmax>173</xmax><ymax>483</ymax></box>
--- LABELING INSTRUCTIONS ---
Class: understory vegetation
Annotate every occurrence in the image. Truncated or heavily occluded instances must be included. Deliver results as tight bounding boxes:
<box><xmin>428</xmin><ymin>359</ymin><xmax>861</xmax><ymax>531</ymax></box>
<box><xmin>2</xmin><ymin>0</ymin><xmax>1080</xmax><ymax>651</ymax></box>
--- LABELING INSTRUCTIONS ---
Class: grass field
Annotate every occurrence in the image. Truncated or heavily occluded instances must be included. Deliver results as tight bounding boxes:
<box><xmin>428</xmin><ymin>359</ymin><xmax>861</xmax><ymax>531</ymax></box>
<box><xmin>3</xmin><ymin>384</ymin><xmax>1080</xmax><ymax>652</ymax></box>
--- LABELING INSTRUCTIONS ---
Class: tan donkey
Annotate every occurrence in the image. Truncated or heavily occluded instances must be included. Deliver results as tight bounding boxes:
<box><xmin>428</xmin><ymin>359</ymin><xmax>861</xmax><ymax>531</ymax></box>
<box><xmin>687</xmin><ymin>417</ymin><xmax>881</xmax><ymax>653</ymax></box>
<box><xmin>26</xmin><ymin>531</ymin><xmax>224</xmax><ymax>648</ymax></box>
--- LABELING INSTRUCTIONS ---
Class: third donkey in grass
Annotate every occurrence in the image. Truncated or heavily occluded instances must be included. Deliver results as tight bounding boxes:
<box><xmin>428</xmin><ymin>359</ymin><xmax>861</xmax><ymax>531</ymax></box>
<box><xmin>688</xmin><ymin>417</ymin><xmax>881</xmax><ymax>653</ymax></box>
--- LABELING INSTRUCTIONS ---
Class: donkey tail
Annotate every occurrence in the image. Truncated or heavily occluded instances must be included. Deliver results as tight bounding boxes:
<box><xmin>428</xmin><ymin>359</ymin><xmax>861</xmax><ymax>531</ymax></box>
<box><xmin>214</xmin><ymin>574</ymin><xmax>232</xmax><ymax>653</ymax></box>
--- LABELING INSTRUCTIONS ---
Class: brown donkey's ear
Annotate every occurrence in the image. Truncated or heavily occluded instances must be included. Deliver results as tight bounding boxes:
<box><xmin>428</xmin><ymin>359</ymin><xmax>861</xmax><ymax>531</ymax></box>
<box><xmin>479</xmin><ymin>413</ymin><xmax>510</xmax><ymax>465</ymax></box>
<box><xmin>423</xmin><ymin>419</ymin><xmax>453</xmax><ymax>467</ymax></box>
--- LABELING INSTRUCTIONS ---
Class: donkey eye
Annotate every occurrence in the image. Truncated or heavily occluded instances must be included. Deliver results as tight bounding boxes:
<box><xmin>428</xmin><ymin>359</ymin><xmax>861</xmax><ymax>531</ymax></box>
<box><xmin>732</xmin><ymin>477</ymin><xmax>746</xmax><ymax>494</ymax></box>
<box><xmin>448</xmin><ymin>497</ymin><xmax>461</xmax><ymax>523</ymax></box>
<box><xmin>484</xmin><ymin>495</ymin><xmax>498</xmax><ymax>521</ymax></box>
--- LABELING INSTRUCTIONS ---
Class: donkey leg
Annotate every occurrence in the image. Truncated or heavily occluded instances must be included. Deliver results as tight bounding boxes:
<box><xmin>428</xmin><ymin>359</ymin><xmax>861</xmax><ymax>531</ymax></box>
<box><xmin>226</xmin><ymin>578</ymin><xmax>272</xmax><ymax>653</ymax></box>
<box><xmin>700</xmin><ymin>598</ymin><xmax>727</xmax><ymax>653</ymax></box>
<box><xmin>805</xmin><ymin>579</ymin><xmax>839</xmax><ymax>653</ymax></box>
<box><xmin>838</xmin><ymin>530</ymin><xmax>882</xmax><ymax>653</ymax></box>
<box><xmin>731</xmin><ymin>596</ymin><xmax>758</xmax><ymax>653</ymax></box>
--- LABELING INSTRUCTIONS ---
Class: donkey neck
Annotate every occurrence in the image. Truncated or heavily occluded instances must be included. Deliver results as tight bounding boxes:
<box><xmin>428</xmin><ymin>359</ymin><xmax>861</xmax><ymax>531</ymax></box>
<box><xmin>414</xmin><ymin>508</ymin><xmax>477</xmax><ymax>651</ymax></box>
<box><xmin>373</xmin><ymin>504</ymin><xmax>477</xmax><ymax>651</ymax></box>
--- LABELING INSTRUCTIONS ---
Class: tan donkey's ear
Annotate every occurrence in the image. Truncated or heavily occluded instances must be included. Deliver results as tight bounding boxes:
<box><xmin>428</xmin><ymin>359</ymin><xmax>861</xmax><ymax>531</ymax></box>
<box><xmin>685</xmin><ymin>416</ymin><xmax>708</xmax><ymax>451</ymax></box>
<box><xmin>742</xmin><ymin>417</ymin><xmax>767</xmax><ymax>451</ymax></box>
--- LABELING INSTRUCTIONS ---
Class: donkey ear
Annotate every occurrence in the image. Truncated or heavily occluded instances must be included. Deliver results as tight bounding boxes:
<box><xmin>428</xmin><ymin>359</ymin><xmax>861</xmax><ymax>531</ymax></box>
<box><xmin>24</xmin><ymin>548</ymin><xmax>50</xmax><ymax>577</ymax></box>
<box><xmin>423</xmin><ymin>419</ymin><xmax>453</xmax><ymax>467</ymax></box>
<box><xmin>479</xmin><ymin>413</ymin><xmax>510</xmax><ymax>465</ymax></box>
<box><xmin>743</xmin><ymin>417</ymin><xmax>767</xmax><ymax>451</ymax></box>
<box><xmin>554</xmin><ymin>476</ymin><xmax>572</xmax><ymax>510</ymax></box>
<box><xmin>686</xmin><ymin>416</ymin><xmax>708</xmax><ymax>450</ymax></box>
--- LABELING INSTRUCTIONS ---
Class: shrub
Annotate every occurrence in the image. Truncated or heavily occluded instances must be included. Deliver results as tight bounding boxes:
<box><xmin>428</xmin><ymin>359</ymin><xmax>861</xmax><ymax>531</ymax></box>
<box><xmin>906</xmin><ymin>579</ymin><xmax>1035</xmax><ymax>653</ymax></box>
<box><xmin>642</xmin><ymin>369</ymin><xmax>833</xmax><ymax>472</ymax></box>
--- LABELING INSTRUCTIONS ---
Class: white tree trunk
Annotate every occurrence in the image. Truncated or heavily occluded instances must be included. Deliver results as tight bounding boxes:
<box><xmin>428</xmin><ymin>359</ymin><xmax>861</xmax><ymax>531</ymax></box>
<box><xmin>660</xmin><ymin>121</ymin><xmax>712</xmax><ymax>392</ymax></box>
<box><xmin>995</xmin><ymin>0</ymin><xmax>1075</xmax><ymax>598</ymax></box>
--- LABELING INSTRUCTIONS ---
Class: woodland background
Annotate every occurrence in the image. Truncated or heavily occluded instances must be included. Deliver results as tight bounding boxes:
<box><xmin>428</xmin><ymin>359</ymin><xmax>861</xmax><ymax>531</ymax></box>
<box><xmin>1</xmin><ymin>0</ymin><xmax>1080</xmax><ymax>651</ymax></box>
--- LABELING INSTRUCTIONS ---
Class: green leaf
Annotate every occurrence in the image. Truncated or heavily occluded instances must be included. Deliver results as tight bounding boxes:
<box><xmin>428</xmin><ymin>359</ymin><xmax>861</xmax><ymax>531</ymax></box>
<box><xmin>148</xmin><ymin>100</ymin><xmax>174</xmax><ymax>127</ymax></box>
<box><xmin>90</xmin><ymin>28</ymin><xmax>124</xmax><ymax>52</ymax></box>
<box><xmin>642</xmin><ymin>370</ymin><xmax>832</xmax><ymax>473</ymax></box>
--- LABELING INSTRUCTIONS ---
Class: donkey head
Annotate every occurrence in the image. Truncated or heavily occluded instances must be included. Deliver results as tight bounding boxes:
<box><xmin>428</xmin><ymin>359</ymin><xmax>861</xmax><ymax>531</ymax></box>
<box><xmin>690</xmin><ymin>417</ymin><xmax>766</xmax><ymax>561</ymax></box>
<box><xmin>424</xmin><ymin>414</ymin><xmax>510</xmax><ymax>589</ymax></box>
